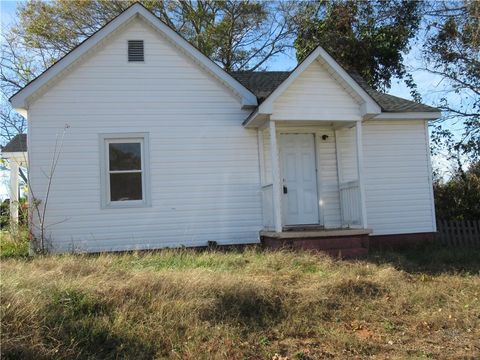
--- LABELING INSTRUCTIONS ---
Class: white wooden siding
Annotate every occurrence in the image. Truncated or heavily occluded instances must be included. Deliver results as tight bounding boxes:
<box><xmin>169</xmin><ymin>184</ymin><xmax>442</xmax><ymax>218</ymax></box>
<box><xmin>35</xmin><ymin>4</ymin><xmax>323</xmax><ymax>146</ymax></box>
<box><xmin>28</xmin><ymin>18</ymin><xmax>262</xmax><ymax>253</ymax></box>
<box><xmin>363</xmin><ymin>120</ymin><xmax>436</xmax><ymax>235</ymax></box>
<box><xmin>271</xmin><ymin>61</ymin><xmax>362</xmax><ymax>121</ymax></box>
<box><xmin>316</xmin><ymin>128</ymin><xmax>342</xmax><ymax>227</ymax></box>
<box><xmin>335</xmin><ymin>126</ymin><xmax>358</xmax><ymax>183</ymax></box>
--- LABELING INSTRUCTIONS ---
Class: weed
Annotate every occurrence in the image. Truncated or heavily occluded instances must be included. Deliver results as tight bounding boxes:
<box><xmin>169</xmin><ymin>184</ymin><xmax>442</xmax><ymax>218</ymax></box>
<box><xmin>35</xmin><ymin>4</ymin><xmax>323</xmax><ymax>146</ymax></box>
<box><xmin>0</xmin><ymin>229</ymin><xmax>29</xmax><ymax>258</ymax></box>
<box><xmin>1</xmin><ymin>246</ymin><xmax>479</xmax><ymax>359</ymax></box>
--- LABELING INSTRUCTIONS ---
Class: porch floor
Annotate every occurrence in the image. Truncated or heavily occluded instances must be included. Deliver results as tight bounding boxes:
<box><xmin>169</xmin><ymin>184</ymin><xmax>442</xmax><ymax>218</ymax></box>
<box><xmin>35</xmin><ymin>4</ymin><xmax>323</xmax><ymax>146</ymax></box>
<box><xmin>260</xmin><ymin>229</ymin><xmax>372</xmax><ymax>259</ymax></box>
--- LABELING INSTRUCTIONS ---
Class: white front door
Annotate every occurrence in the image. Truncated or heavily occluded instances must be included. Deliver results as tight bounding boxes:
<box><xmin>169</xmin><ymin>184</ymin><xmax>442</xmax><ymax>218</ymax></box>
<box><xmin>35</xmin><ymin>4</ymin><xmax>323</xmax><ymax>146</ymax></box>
<box><xmin>280</xmin><ymin>133</ymin><xmax>319</xmax><ymax>225</ymax></box>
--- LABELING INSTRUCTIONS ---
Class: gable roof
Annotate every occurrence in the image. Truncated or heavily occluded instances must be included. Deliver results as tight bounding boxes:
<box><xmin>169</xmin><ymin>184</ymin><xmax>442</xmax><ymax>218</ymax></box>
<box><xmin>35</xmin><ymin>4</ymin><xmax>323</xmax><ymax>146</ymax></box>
<box><xmin>9</xmin><ymin>3</ymin><xmax>439</xmax><ymax>123</ymax></box>
<box><xmin>9</xmin><ymin>3</ymin><xmax>258</xmax><ymax>112</ymax></box>
<box><xmin>230</xmin><ymin>72</ymin><xmax>291</xmax><ymax>102</ymax></box>
<box><xmin>270</xmin><ymin>47</ymin><xmax>382</xmax><ymax>117</ymax></box>
<box><xmin>231</xmin><ymin>71</ymin><xmax>438</xmax><ymax>113</ymax></box>
<box><xmin>1</xmin><ymin>134</ymin><xmax>27</xmax><ymax>153</ymax></box>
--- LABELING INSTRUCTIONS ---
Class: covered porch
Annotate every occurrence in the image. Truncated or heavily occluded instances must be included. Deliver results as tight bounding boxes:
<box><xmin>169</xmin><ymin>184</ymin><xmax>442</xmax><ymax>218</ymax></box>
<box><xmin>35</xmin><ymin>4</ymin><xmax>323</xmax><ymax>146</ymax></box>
<box><xmin>255</xmin><ymin>119</ymin><xmax>370</xmax><ymax>257</ymax></box>
<box><xmin>237</xmin><ymin>45</ymin><xmax>382</xmax><ymax>254</ymax></box>
<box><xmin>258</xmin><ymin>120</ymin><xmax>368</xmax><ymax>233</ymax></box>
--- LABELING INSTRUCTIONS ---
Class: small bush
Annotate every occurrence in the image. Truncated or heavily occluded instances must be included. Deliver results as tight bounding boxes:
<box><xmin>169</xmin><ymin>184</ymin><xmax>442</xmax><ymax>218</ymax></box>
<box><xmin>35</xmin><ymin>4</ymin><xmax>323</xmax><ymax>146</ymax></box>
<box><xmin>0</xmin><ymin>229</ymin><xmax>29</xmax><ymax>258</ymax></box>
<box><xmin>0</xmin><ymin>198</ymin><xmax>28</xmax><ymax>229</ymax></box>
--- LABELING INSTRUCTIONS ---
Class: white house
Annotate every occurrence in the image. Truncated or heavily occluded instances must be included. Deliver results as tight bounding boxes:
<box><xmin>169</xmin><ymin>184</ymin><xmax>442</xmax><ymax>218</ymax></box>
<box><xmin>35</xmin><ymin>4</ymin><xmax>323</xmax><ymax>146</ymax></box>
<box><xmin>5</xmin><ymin>4</ymin><xmax>440</xmax><ymax>255</ymax></box>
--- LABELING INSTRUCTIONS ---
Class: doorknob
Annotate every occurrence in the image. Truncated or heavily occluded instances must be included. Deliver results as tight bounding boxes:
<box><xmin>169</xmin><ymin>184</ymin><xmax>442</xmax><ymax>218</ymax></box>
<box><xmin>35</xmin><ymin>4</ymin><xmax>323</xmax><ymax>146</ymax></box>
<box><xmin>283</xmin><ymin>186</ymin><xmax>288</xmax><ymax>194</ymax></box>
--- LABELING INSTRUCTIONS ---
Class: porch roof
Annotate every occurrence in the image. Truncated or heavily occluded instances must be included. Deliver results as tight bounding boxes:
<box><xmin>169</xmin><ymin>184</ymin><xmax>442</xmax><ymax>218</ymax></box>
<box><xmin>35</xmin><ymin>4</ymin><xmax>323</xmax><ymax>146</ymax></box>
<box><xmin>1</xmin><ymin>134</ymin><xmax>27</xmax><ymax>153</ymax></box>
<box><xmin>230</xmin><ymin>71</ymin><xmax>439</xmax><ymax>114</ymax></box>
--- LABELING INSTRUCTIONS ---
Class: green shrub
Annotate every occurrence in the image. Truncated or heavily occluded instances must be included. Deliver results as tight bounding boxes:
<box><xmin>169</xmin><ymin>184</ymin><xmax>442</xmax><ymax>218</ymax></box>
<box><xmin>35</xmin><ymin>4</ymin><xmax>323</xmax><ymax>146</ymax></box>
<box><xmin>0</xmin><ymin>229</ymin><xmax>29</xmax><ymax>258</ymax></box>
<box><xmin>0</xmin><ymin>198</ymin><xmax>28</xmax><ymax>229</ymax></box>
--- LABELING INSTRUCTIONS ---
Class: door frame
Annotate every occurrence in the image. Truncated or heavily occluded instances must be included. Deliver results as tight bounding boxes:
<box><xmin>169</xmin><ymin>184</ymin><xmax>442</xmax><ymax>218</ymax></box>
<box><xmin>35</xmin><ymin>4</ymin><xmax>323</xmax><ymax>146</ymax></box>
<box><xmin>279</xmin><ymin>131</ymin><xmax>321</xmax><ymax>226</ymax></box>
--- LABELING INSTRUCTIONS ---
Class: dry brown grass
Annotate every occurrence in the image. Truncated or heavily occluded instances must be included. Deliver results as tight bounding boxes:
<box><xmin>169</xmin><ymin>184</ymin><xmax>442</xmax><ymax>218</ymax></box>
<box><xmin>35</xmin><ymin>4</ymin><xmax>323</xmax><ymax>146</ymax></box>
<box><xmin>1</xmin><ymin>246</ymin><xmax>479</xmax><ymax>359</ymax></box>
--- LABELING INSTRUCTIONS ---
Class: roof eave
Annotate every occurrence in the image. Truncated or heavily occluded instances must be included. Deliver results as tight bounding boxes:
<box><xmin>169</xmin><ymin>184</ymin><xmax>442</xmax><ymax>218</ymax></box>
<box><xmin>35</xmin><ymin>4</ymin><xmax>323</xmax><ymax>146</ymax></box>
<box><xmin>243</xmin><ymin>109</ymin><xmax>271</xmax><ymax>128</ymax></box>
<box><xmin>373</xmin><ymin>111</ymin><xmax>442</xmax><ymax>120</ymax></box>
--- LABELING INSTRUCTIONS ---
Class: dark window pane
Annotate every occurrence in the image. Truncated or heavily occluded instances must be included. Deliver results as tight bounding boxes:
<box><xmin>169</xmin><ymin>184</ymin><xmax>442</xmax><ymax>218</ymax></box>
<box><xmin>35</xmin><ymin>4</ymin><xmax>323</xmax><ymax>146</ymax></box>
<box><xmin>110</xmin><ymin>173</ymin><xmax>142</xmax><ymax>201</ymax></box>
<box><xmin>109</xmin><ymin>143</ymin><xmax>141</xmax><ymax>170</ymax></box>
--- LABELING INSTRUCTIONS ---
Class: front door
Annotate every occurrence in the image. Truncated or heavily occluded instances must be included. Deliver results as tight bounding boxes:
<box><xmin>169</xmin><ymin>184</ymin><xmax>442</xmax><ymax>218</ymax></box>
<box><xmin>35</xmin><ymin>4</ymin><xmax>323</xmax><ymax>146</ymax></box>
<box><xmin>280</xmin><ymin>133</ymin><xmax>319</xmax><ymax>225</ymax></box>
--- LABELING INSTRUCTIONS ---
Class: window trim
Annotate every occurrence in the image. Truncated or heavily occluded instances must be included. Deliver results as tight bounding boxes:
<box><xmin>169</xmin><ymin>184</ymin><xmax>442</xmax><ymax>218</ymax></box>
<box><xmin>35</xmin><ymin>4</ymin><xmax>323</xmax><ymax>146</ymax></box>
<box><xmin>99</xmin><ymin>133</ymin><xmax>150</xmax><ymax>209</ymax></box>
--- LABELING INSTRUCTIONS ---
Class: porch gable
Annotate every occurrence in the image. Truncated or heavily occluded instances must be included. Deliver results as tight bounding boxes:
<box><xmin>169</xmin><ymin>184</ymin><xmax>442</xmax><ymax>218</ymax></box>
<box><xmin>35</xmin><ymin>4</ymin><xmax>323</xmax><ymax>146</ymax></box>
<box><xmin>271</xmin><ymin>60</ymin><xmax>363</xmax><ymax>121</ymax></box>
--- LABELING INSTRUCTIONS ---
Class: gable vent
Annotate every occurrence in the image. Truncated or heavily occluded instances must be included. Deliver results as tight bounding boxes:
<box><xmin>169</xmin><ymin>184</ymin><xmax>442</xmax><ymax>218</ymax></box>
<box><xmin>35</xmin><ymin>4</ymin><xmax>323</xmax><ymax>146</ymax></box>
<box><xmin>128</xmin><ymin>40</ymin><xmax>144</xmax><ymax>62</ymax></box>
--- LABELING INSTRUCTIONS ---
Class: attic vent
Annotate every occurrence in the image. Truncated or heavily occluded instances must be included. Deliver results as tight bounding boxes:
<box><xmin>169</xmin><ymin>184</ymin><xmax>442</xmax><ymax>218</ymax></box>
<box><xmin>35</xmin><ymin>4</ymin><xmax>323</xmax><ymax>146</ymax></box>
<box><xmin>128</xmin><ymin>40</ymin><xmax>144</xmax><ymax>62</ymax></box>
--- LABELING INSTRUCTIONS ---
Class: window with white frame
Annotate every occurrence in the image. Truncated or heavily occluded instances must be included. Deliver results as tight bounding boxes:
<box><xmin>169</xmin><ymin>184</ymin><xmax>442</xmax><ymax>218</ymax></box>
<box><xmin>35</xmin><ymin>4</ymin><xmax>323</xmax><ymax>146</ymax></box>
<box><xmin>100</xmin><ymin>134</ymin><xmax>150</xmax><ymax>208</ymax></box>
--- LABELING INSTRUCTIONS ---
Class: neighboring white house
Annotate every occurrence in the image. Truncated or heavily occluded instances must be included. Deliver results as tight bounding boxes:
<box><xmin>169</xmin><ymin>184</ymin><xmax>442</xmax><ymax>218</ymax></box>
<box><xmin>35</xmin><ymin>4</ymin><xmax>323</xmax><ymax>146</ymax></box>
<box><xmin>5</xmin><ymin>4</ymin><xmax>440</xmax><ymax>253</ymax></box>
<box><xmin>1</xmin><ymin>134</ymin><xmax>27</xmax><ymax>224</ymax></box>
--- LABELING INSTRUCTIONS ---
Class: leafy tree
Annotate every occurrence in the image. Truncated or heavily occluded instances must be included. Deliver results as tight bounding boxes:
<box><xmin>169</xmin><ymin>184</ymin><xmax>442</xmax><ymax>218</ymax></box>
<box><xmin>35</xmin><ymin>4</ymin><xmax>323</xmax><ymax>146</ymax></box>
<box><xmin>0</xmin><ymin>105</ymin><xmax>27</xmax><ymax>143</ymax></box>
<box><xmin>1</xmin><ymin>26</ymin><xmax>42</xmax><ymax>143</ymax></box>
<box><xmin>423</xmin><ymin>0</ymin><xmax>479</xmax><ymax>163</ymax></box>
<box><xmin>13</xmin><ymin>0</ymin><xmax>293</xmax><ymax>72</ymax></box>
<box><xmin>434</xmin><ymin>160</ymin><xmax>480</xmax><ymax>220</ymax></box>
<box><xmin>292</xmin><ymin>0</ymin><xmax>423</xmax><ymax>92</ymax></box>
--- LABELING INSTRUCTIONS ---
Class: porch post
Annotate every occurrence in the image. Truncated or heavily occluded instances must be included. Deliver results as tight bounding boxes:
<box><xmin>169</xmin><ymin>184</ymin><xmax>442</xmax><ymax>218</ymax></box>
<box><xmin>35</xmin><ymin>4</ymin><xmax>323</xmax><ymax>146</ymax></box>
<box><xmin>269</xmin><ymin>120</ymin><xmax>282</xmax><ymax>232</ymax></box>
<box><xmin>257</xmin><ymin>129</ymin><xmax>265</xmax><ymax>185</ymax></box>
<box><xmin>355</xmin><ymin>120</ymin><xmax>368</xmax><ymax>228</ymax></box>
<box><xmin>9</xmin><ymin>159</ymin><xmax>19</xmax><ymax>225</ymax></box>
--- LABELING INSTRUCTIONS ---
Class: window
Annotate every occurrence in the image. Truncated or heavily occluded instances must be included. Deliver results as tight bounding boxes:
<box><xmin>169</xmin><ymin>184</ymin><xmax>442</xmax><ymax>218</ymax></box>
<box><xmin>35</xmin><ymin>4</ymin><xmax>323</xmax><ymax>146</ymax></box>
<box><xmin>100</xmin><ymin>134</ymin><xmax>150</xmax><ymax>208</ymax></box>
<box><xmin>128</xmin><ymin>40</ymin><xmax>144</xmax><ymax>62</ymax></box>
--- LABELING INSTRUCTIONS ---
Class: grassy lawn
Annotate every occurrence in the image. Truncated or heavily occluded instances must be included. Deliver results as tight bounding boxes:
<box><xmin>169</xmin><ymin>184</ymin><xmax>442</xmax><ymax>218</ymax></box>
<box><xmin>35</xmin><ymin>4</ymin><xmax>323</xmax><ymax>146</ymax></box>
<box><xmin>1</xmin><ymin>234</ymin><xmax>479</xmax><ymax>359</ymax></box>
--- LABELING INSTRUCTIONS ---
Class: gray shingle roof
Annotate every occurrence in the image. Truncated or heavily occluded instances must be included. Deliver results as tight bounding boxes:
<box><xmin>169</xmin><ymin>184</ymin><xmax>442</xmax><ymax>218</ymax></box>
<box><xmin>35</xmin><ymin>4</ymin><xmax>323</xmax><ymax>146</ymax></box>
<box><xmin>1</xmin><ymin>71</ymin><xmax>436</xmax><ymax>155</ymax></box>
<box><xmin>230</xmin><ymin>71</ymin><xmax>439</xmax><ymax>113</ymax></box>
<box><xmin>231</xmin><ymin>71</ymin><xmax>291</xmax><ymax>102</ymax></box>
<box><xmin>1</xmin><ymin>134</ymin><xmax>27</xmax><ymax>153</ymax></box>
<box><xmin>347</xmin><ymin>72</ymin><xmax>439</xmax><ymax>113</ymax></box>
